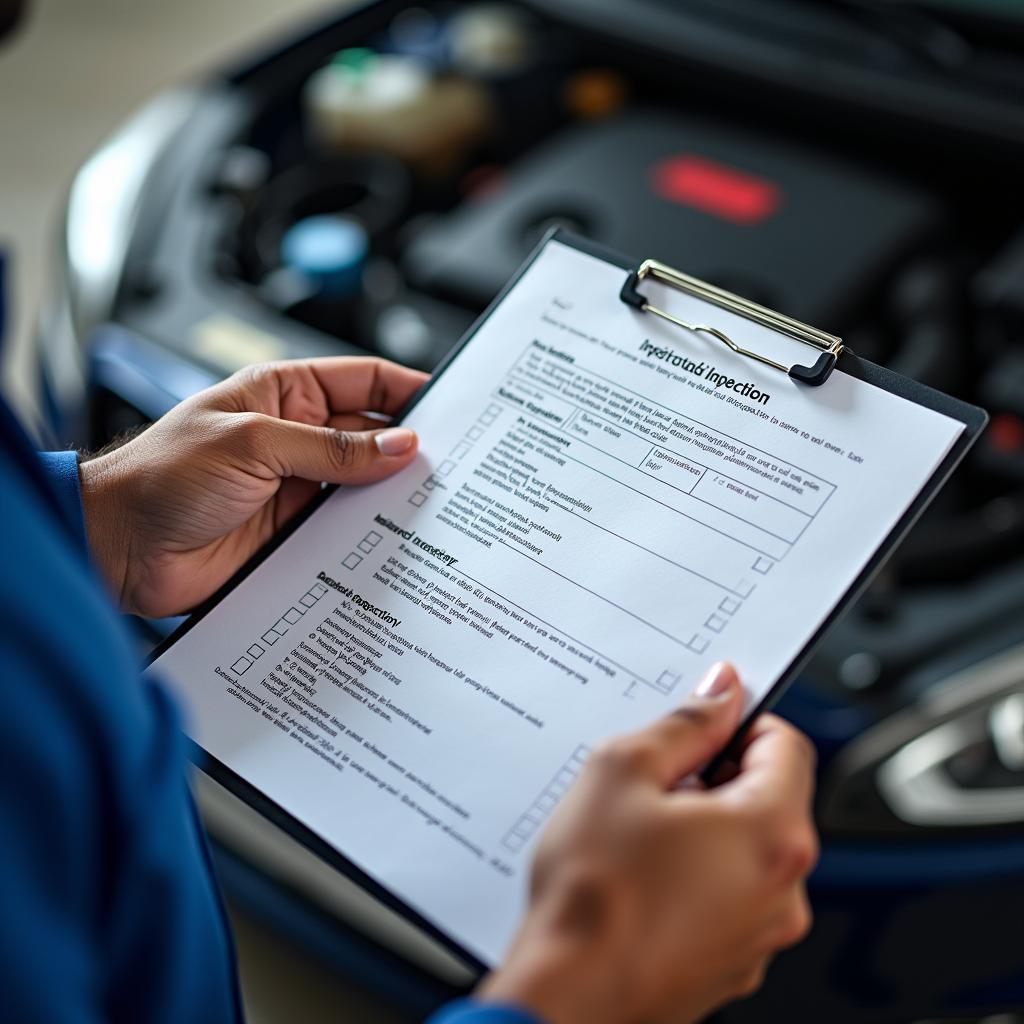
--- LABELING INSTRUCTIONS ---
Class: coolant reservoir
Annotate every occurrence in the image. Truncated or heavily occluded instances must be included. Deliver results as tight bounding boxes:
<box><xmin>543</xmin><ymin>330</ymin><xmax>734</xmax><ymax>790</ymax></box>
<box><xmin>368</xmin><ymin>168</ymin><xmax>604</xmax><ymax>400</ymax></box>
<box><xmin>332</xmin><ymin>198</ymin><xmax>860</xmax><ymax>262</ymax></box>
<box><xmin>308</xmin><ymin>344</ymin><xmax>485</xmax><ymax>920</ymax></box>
<box><xmin>304</xmin><ymin>47</ymin><xmax>492</xmax><ymax>174</ymax></box>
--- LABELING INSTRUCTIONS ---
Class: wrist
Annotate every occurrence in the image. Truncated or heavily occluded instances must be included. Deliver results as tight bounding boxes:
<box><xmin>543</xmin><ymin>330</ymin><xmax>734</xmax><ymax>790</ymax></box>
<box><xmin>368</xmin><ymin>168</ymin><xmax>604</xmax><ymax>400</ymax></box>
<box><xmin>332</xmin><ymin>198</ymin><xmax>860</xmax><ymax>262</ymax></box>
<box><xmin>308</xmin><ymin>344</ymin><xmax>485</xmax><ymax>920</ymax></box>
<box><xmin>478</xmin><ymin>923</ymin><xmax>629</xmax><ymax>1024</ymax></box>
<box><xmin>79</xmin><ymin>452</ymin><xmax>134</xmax><ymax>609</ymax></box>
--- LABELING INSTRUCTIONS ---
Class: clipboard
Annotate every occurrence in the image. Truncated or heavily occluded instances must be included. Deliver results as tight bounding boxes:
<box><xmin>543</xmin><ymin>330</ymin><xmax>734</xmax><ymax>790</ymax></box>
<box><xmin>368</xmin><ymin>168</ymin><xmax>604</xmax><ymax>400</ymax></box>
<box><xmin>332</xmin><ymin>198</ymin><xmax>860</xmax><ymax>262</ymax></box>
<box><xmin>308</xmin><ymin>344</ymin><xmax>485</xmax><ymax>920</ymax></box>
<box><xmin>147</xmin><ymin>226</ymin><xmax>986</xmax><ymax>977</ymax></box>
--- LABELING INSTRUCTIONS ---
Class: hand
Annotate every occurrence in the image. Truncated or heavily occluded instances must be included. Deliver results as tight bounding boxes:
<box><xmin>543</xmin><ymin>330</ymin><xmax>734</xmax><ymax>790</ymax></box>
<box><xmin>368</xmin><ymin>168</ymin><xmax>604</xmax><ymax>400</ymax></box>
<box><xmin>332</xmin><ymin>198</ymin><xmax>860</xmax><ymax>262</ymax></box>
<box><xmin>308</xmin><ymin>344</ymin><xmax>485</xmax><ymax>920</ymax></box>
<box><xmin>480</xmin><ymin>663</ymin><xmax>818</xmax><ymax>1024</ymax></box>
<box><xmin>80</xmin><ymin>357</ymin><xmax>428</xmax><ymax>618</ymax></box>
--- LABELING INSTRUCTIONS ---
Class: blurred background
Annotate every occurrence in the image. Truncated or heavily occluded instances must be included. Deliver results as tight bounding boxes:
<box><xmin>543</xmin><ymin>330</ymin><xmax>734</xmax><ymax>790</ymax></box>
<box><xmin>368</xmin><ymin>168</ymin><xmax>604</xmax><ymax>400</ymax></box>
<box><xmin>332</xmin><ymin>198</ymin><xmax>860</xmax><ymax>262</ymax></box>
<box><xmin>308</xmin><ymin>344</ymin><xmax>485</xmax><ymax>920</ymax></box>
<box><xmin>0</xmin><ymin>0</ymin><xmax>330</xmax><ymax>424</ymax></box>
<box><xmin>3</xmin><ymin>1</ymin><xmax>1024</xmax><ymax>1022</ymax></box>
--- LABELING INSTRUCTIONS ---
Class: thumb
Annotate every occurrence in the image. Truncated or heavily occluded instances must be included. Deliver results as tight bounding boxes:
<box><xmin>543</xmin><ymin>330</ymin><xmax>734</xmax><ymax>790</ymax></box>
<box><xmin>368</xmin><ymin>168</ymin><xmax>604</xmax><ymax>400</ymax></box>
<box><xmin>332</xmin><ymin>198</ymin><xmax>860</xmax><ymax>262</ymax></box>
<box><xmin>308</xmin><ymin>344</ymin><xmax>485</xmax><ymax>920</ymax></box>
<box><xmin>621</xmin><ymin>662</ymin><xmax>744</xmax><ymax>787</ymax></box>
<box><xmin>255</xmin><ymin>417</ymin><xmax>419</xmax><ymax>486</ymax></box>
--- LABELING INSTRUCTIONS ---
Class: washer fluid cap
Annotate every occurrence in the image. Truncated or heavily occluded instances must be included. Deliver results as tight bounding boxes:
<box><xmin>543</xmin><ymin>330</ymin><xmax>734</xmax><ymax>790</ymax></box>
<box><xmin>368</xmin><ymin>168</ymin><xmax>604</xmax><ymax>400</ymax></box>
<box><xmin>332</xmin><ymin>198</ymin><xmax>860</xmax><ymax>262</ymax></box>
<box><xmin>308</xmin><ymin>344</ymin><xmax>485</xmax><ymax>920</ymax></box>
<box><xmin>280</xmin><ymin>214</ymin><xmax>369</xmax><ymax>297</ymax></box>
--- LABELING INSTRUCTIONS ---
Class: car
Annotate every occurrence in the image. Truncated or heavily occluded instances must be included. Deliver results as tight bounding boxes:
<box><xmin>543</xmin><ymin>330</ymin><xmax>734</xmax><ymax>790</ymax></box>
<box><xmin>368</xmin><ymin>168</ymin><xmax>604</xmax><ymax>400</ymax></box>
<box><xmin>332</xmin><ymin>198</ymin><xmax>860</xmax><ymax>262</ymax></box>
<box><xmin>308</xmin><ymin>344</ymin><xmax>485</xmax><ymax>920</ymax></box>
<box><xmin>36</xmin><ymin>1</ymin><xmax>1024</xmax><ymax>1019</ymax></box>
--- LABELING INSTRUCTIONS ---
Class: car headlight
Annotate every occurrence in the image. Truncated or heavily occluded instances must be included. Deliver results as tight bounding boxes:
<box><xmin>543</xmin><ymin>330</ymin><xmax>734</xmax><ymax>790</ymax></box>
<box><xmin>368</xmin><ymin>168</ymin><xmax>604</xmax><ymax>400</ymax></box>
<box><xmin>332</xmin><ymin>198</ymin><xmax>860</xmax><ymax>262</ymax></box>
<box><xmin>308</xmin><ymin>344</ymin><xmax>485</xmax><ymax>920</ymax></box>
<box><xmin>819</xmin><ymin>642</ymin><xmax>1024</xmax><ymax>834</ymax></box>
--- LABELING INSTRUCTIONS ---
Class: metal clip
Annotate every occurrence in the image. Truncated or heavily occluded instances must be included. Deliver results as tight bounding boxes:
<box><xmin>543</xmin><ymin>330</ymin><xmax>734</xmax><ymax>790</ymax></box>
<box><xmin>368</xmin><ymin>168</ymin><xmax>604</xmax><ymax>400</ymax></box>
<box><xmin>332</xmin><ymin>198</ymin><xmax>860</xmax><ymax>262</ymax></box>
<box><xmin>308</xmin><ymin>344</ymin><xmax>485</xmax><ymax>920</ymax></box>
<box><xmin>621</xmin><ymin>259</ymin><xmax>843</xmax><ymax>386</ymax></box>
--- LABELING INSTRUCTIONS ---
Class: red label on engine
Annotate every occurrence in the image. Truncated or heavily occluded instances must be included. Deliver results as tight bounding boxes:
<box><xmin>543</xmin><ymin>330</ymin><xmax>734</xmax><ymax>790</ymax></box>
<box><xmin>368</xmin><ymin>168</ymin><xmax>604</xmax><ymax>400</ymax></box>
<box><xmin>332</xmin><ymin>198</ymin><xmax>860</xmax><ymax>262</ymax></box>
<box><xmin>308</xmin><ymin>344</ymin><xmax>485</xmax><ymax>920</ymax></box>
<box><xmin>651</xmin><ymin>155</ymin><xmax>781</xmax><ymax>225</ymax></box>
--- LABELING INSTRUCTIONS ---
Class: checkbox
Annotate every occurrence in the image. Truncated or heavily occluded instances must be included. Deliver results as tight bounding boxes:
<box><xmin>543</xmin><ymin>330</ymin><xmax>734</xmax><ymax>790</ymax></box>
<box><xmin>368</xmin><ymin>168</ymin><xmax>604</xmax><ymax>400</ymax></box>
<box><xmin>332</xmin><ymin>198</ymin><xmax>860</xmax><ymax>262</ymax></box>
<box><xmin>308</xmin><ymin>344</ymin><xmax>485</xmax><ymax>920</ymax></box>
<box><xmin>283</xmin><ymin>606</ymin><xmax>303</xmax><ymax>624</ymax></box>
<box><xmin>486</xmin><ymin>403</ymin><xmax>501</xmax><ymax>418</ymax></box>
<box><xmin>735</xmin><ymin>579</ymin><xmax>755</xmax><ymax>598</ymax></box>
<box><xmin>687</xmin><ymin>634</ymin><xmax>710</xmax><ymax>655</ymax></box>
<box><xmin>423</xmin><ymin>476</ymin><xmax>437</xmax><ymax>490</ymax></box>
<box><xmin>231</xmin><ymin>655</ymin><xmax>253</xmax><ymax>675</ymax></box>
<box><xmin>537</xmin><ymin>794</ymin><xmax>556</xmax><ymax>812</ymax></box>
<box><xmin>451</xmin><ymin>441</ymin><xmax>472</xmax><ymax>460</ymax></box>
<box><xmin>504</xmin><ymin>833</ymin><xmax>525</xmax><ymax>851</ymax></box>
<box><xmin>311</xmin><ymin>582</ymin><xmax>328</xmax><ymax>597</ymax></box>
<box><xmin>247</xmin><ymin>643</ymin><xmax>264</xmax><ymax>659</ymax></box>
<box><xmin>753</xmin><ymin>556</ymin><xmax>774</xmax><ymax>574</ymax></box>
<box><xmin>467</xmin><ymin>425</ymin><xmax>483</xmax><ymax>440</ymax></box>
<box><xmin>262</xmin><ymin>629</ymin><xmax>280</xmax><ymax>646</ymax></box>
<box><xmin>438</xmin><ymin>460</ymin><xmax>456</xmax><ymax>476</ymax></box>
<box><xmin>656</xmin><ymin>669</ymin><xmax>680</xmax><ymax>691</ymax></box>
<box><xmin>357</xmin><ymin>539</ymin><xmax>374</xmax><ymax>554</ymax></box>
<box><xmin>705</xmin><ymin>614</ymin><xmax>727</xmax><ymax>633</ymax></box>
<box><xmin>342</xmin><ymin>552</ymin><xmax>362</xmax><ymax>569</ymax></box>
<box><xmin>364</xmin><ymin>531</ymin><xmax>382</xmax><ymax>547</ymax></box>
<box><xmin>409</xmin><ymin>491</ymin><xmax>427</xmax><ymax>507</ymax></box>
<box><xmin>273</xmin><ymin>617</ymin><xmax>290</xmax><ymax>635</ymax></box>
<box><xmin>300</xmin><ymin>592</ymin><xmax>318</xmax><ymax>607</ymax></box>
<box><xmin>719</xmin><ymin>596</ymin><xmax>741</xmax><ymax>615</ymax></box>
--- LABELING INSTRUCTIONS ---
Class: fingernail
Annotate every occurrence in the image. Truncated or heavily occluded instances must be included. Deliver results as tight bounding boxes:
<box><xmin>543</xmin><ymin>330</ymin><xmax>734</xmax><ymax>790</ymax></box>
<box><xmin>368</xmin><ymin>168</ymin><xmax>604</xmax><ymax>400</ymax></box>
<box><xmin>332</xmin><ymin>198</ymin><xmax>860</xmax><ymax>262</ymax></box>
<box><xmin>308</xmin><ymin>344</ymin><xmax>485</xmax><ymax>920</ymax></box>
<box><xmin>375</xmin><ymin>428</ymin><xmax>415</xmax><ymax>456</ymax></box>
<box><xmin>694</xmin><ymin>662</ymin><xmax>736</xmax><ymax>699</ymax></box>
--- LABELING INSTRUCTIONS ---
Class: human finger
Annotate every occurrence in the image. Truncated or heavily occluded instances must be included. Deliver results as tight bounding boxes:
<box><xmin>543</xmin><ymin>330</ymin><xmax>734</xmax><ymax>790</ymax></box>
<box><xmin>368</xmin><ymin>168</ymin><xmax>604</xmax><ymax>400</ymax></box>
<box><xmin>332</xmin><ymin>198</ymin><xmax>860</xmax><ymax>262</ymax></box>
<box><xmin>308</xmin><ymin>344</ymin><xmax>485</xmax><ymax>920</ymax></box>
<box><xmin>590</xmin><ymin>663</ymin><xmax>743</xmax><ymax>788</ymax></box>
<box><xmin>720</xmin><ymin>714</ymin><xmax>816</xmax><ymax>808</ymax></box>
<box><xmin>306</xmin><ymin>357</ymin><xmax>429</xmax><ymax>415</ymax></box>
<box><xmin>232</xmin><ymin>413</ymin><xmax>419</xmax><ymax>486</ymax></box>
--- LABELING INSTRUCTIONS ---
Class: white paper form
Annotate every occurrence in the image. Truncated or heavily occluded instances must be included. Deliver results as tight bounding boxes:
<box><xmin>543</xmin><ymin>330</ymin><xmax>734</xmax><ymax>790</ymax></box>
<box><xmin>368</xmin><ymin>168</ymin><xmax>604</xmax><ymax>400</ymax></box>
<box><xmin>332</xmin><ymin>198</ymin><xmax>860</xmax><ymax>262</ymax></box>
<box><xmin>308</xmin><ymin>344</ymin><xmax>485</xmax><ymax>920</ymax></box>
<box><xmin>149</xmin><ymin>240</ymin><xmax>964</xmax><ymax>965</ymax></box>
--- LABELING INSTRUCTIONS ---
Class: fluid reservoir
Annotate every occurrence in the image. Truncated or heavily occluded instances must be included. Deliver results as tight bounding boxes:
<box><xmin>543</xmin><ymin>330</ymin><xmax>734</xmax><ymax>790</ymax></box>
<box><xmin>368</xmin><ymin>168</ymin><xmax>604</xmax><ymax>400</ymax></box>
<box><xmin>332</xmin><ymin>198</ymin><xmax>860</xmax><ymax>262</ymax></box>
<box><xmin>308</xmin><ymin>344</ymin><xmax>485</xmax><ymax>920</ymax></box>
<box><xmin>304</xmin><ymin>47</ymin><xmax>493</xmax><ymax>174</ymax></box>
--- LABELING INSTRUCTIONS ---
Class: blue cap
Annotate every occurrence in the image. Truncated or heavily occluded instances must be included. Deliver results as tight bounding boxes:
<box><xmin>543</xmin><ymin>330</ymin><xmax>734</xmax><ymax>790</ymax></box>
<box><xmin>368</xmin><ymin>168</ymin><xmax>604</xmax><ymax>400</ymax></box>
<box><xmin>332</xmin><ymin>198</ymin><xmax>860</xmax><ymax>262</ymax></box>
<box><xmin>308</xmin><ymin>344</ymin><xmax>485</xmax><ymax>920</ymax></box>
<box><xmin>280</xmin><ymin>214</ymin><xmax>369</xmax><ymax>297</ymax></box>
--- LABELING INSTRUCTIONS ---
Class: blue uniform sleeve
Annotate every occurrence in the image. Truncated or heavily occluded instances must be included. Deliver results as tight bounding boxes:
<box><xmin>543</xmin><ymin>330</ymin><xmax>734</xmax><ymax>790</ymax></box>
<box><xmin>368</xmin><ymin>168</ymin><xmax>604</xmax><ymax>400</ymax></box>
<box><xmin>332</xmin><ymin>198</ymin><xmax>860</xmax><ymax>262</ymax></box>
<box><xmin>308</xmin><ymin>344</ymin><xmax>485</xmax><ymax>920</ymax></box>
<box><xmin>37</xmin><ymin>449</ymin><xmax>88</xmax><ymax>550</ymax></box>
<box><xmin>1</xmin><ymin>441</ymin><xmax>242</xmax><ymax>1024</ymax></box>
<box><xmin>425</xmin><ymin>998</ymin><xmax>546</xmax><ymax>1024</ymax></box>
